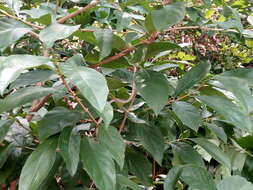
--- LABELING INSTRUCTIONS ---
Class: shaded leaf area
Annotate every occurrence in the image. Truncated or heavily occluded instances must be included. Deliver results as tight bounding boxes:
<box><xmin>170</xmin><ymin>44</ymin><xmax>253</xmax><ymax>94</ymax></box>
<box><xmin>18</xmin><ymin>138</ymin><xmax>58</xmax><ymax>190</ymax></box>
<box><xmin>38</xmin><ymin>107</ymin><xmax>83</xmax><ymax>140</ymax></box>
<box><xmin>81</xmin><ymin>137</ymin><xmax>116</xmax><ymax>190</ymax></box>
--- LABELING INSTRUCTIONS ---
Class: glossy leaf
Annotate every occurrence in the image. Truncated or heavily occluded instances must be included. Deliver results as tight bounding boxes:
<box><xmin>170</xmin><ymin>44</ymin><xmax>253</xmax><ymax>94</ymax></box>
<box><xmin>80</xmin><ymin>137</ymin><xmax>116</xmax><ymax>190</ymax></box>
<box><xmin>126</xmin><ymin>150</ymin><xmax>152</xmax><ymax>185</ymax></box>
<box><xmin>145</xmin><ymin>42</ymin><xmax>180</xmax><ymax>60</ymax></box>
<box><xmin>217</xmin><ymin>176</ymin><xmax>253</xmax><ymax>190</ymax></box>
<box><xmin>175</xmin><ymin>62</ymin><xmax>211</xmax><ymax>96</ymax></box>
<box><xmin>136</xmin><ymin>124</ymin><xmax>165</xmax><ymax>165</ymax></box>
<box><xmin>180</xmin><ymin>165</ymin><xmax>216</xmax><ymax>190</ymax></box>
<box><xmin>21</xmin><ymin>8</ymin><xmax>50</xmax><ymax>18</ymax></box>
<box><xmin>172</xmin><ymin>142</ymin><xmax>205</xmax><ymax>167</ymax></box>
<box><xmin>58</xmin><ymin>127</ymin><xmax>80</xmax><ymax>176</ymax></box>
<box><xmin>191</xmin><ymin>138</ymin><xmax>231</xmax><ymax>168</ymax></box>
<box><xmin>164</xmin><ymin>166</ymin><xmax>183</xmax><ymax>190</ymax></box>
<box><xmin>38</xmin><ymin>107</ymin><xmax>83</xmax><ymax>140</ymax></box>
<box><xmin>0</xmin><ymin>18</ymin><xmax>32</xmax><ymax>50</ymax></box>
<box><xmin>215</xmin><ymin>76</ymin><xmax>253</xmax><ymax>113</ymax></box>
<box><xmin>198</xmin><ymin>95</ymin><xmax>252</xmax><ymax>133</ymax></box>
<box><xmin>18</xmin><ymin>138</ymin><xmax>58</xmax><ymax>190</ymax></box>
<box><xmin>135</xmin><ymin>70</ymin><xmax>171</xmax><ymax>115</ymax></box>
<box><xmin>60</xmin><ymin>55</ymin><xmax>109</xmax><ymax>113</ymax></box>
<box><xmin>10</xmin><ymin>70</ymin><xmax>56</xmax><ymax>89</ymax></box>
<box><xmin>94</xmin><ymin>29</ymin><xmax>113</xmax><ymax>60</ymax></box>
<box><xmin>172</xmin><ymin>101</ymin><xmax>202</xmax><ymax>132</ymax></box>
<box><xmin>221</xmin><ymin>68</ymin><xmax>253</xmax><ymax>86</ymax></box>
<box><xmin>0</xmin><ymin>119</ymin><xmax>14</xmax><ymax>143</ymax></box>
<box><xmin>100</xmin><ymin>103</ymin><xmax>113</xmax><ymax>127</ymax></box>
<box><xmin>98</xmin><ymin>126</ymin><xmax>125</xmax><ymax>169</ymax></box>
<box><xmin>116</xmin><ymin>174</ymin><xmax>142</xmax><ymax>190</ymax></box>
<box><xmin>151</xmin><ymin>2</ymin><xmax>186</xmax><ymax>31</ymax></box>
<box><xmin>0</xmin><ymin>87</ymin><xmax>56</xmax><ymax>114</ymax></box>
<box><xmin>39</xmin><ymin>23</ymin><xmax>80</xmax><ymax>48</ymax></box>
<box><xmin>0</xmin><ymin>55</ymin><xmax>52</xmax><ymax>95</ymax></box>
<box><xmin>206</xmin><ymin>123</ymin><xmax>227</xmax><ymax>143</ymax></box>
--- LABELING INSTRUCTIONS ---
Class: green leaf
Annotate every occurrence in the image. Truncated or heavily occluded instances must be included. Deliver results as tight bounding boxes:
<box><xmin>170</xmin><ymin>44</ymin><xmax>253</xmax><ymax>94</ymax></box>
<box><xmin>172</xmin><ymin>101</ymin><xmax>202</xmax><ymax>132</ymax></box>
<box><xmin>126</xmin><ymin>150</ymin><xmax>152</xmax><ymax>185</ymax></box>
<box><xmin>100</xmin><ymin>103</ymin><xmax>114</xmax><ymax>127</ymax></box>
<box><xmin>10</xmin><ymin>70</ymin><xmax>56</xmax><ymax>89</ymax></box>
<box><xmin>116</xmin><ymin>174</ymin><xmax>142</xmax><ymax>190</ymax></box>
<box><xmin>98</xmin><ymin>126</ymin><xmax>126</xmax><ymax>169</ymax></box>
<box><xmin>20</xmin><ymin>8</ymin><xmax>50</xmax><ymax>18</ymax></box>
<box><xmin>175</xmin><ymin>62</ymin><xmax>211</xmax><ymax>96</ymax></box>
<box><xmin>60</xmin><ymin>55</ymin><xmax>109</xmax><ymax>113</ymax></box>
<box><xmin>164</xmin><ymin>166</ymin><xmax>183</xmax><ymax>190</ymax></box>
<box><xmin>151</xmin><ymin>2</ymin><xmax>186</xmax><ymax>31</ymax></box>
<box><xmin>0</xmin><ymin>55</ymin><xmax>52</xmax><ymax>95</ymax></box>
<box><xmin>39</xmin><ymin>23</ymin><xmax>80</xmax><ymax>48</ymax></box>
<box><xmin>94</xmin><ymin>29</ymin><xmax>113</xmax><ymax>60</ymax></box>
<box><xmin>112</xmin><ymin>35</ymin><xmax>128</xmax><ymax>51</ymax></box>
<box><xmin>180</xmin><ymin>165</ymin><xmax>216</xmax><ymax>190</ymax></box>
<box><xmin>0</xmin><ymin>87</ymin><xmax>56</xmax><ymax>114</ymax></box>
<box><xmin>206</xmin><ymin>123</ymin><xmax>227</xmax><ymax>143</ymax></box>
<box><xmin>221</xmin><ymin>68</ymin><xmax>253</xmax><ymax>86</ymax></box>
<box><xmin>197</xmin><ymin>96</ymin><xmax>252</xmax><ymax>133</ymax></box>
<box><xmin>18</xmin><ymin>138</ymin><xmax>58</xmax><ymax>190</ymax></box>
<box><xmin>237</xmin><ymin>135</ymin><xmax>253</xmax><ymax>150</ymax></box>
<box><xmin>217</xmin><ymin>176</ymin><xmax>253</xmax><ymax>190</ymax></box>
<box><xmin>136</xmin><ymin>124</ymin><xmax>165</xmax><ymax>165</ymax></box>
<box><xmin>145</xmin><ymin>42</ymin><xmax>180</xmax><ymax>60</ymax></box>
<box><xmin>172</xmin><ymin>142</ymin><xmax>205</xmax><ymax>167</ymax></box>
<box><xmin>38</xmin><ymin>107</ymin><xmax>83</xmax><ymax>140</ymax></box>
<box><xmin>191</xmin><ymin>138</ymin><xmax>231</xmax><ymax>168</ymax></box>
<box><xmin>0</xmin><ymin>18</ymin><xmax>32</xmax><ymax>51</ymax></box>
<box><xmin>135</xmin><ymin>70</ymin><xmax>171</xmax><ymax>115</ymax></box>
<box><xmin>116</xmin><ymin>12</ymin><xmax>132</xmax><ymax>31</ymax></box>
<box><xmin>215</xmin><ymin>76</ymin><xmax>253</xmax><ymax>113</ymax></box>
<box><xmin>58</xmin><ymin>127</ymin><xmax>80</xmax><ymax>176</ymax></box>
<box><xmin>0</xmin><ymin>143</ymin><xmax>13</xmax><ymax>168</ymax></box>
<box><xmin>0</xmin><ymin>119</ymin><xmax>15</xmax><ymax>143</ymax></box>
<box><xmin>80</xmin><ymin>137</ymin><xmax>116</xmax><ymax>190</ymax></box>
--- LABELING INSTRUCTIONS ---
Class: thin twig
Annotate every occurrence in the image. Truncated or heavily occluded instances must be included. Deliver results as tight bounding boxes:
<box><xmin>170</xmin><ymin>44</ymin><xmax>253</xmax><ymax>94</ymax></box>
<box><xmin>90</xmin><ymin>46</ymin><xmax>136</xmax><ymax>68</ymax></box>
<box><xmin>57</xmin><ymin>0</ymin><xmax>100</xmax><ymax>24</ymax></box>
<box><xmin>28</xmin><ymin>31</ymin><xmax>40</xmax><ymax>39</ymax></box>
<box><xmin>119</xmin><ymin>67</ymin><xmax>137</xmax><ymax>133</ymax></box>
<box><xmin>54</xmin><ymin>63</ymin><xmax>99</xmax><ymax>126</ymax></box>
<box><xmin>164</xmin><ymin>26</ymin><xmax>225</xmax><ymax>32</ymax></box>
<box><xmin>16</xmin><ymin>118</ymin><xmax>30</xmax><ymax>131</ymax></box>
<box><xmin>26</xmin><ymin>94</ymin><xmax>52</xmax><ymax>122</ymax></box>
<box><xmin>110</xmin><ymin>82</ymin><xmax>137</xmax><ymax>104</ymax></box>
<box><xmin>0</xmin><ymin>9</ymin><xmax>43</xmax><ymax>29</ymax></box>
<box><xmin>79</xmin><ymin>28</ymin><xmax>144</xmax><ymax>34</ymax></box>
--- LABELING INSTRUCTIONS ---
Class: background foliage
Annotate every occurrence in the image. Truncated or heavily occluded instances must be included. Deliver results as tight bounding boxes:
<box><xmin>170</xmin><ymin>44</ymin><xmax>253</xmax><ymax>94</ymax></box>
<box><xmin>1</xmin><ymin>0</ymin><xmax>253</xmax><ymax>189</ymax></box>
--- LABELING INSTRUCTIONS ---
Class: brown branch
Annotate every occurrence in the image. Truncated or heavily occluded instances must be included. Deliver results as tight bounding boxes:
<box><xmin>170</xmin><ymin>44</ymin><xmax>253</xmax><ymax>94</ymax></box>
<box><xmin>118</xmin><ymin>91</ymin><xmax>137</xmax><ymax>133</ymax></box>
<box><xmin>110</xmin><ymin>82</ymin><xmax>137</xmax><ymax>104</ymax></box>
<box><xmin>119</xmin><ymin>67</ymin><xmax>137</xmax><ymax>133</ymax></box>
<box><xmin>26</xmin><ymin>94</ymin><xmax>52</xmax><ymax>122</ymax></box>
<box><xmin>28</xmin><ymin>31</ymin><xmax>40</xmax><ymax>39</ymax></box>
<box><xmin>164</xmin><ymin>26</ymin><xmax>226</xmax><ymax>32</ymax></box>
<box><xmin>54</xmin><ymin>63</ymin><xmax>99</xmax><ymax>126</ymax></box>
<box><xmin>57</xmin><ymin>0</ymin><xmax>100</xmax><ymax>24</ymax></box>
<box><xmin>90</xmin><ymin>46</ymin><xmax>136</xmax><ymax>68</ymax></box>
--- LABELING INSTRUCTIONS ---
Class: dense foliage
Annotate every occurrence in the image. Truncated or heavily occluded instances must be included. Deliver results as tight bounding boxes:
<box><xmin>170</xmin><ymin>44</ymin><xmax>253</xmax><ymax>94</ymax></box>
<box><xmin>1</xmin><ymin>0</ymin><xmax>253</xmax><ymax>189</ymax></box>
